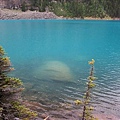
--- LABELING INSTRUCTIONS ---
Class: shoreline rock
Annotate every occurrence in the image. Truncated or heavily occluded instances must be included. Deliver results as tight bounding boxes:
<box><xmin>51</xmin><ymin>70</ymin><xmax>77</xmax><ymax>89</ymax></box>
<box><xmin>34</xmin><ymin>61</ymin><xmax>73</xmax><ymax>82</ymax></box>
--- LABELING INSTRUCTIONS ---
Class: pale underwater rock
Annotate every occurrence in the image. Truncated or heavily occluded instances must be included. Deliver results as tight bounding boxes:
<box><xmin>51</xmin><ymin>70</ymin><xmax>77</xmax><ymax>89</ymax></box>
<box><xmin>34</xmin><ymin>61</ymin><xmax>73</xmax><ymax>81</ymax></box>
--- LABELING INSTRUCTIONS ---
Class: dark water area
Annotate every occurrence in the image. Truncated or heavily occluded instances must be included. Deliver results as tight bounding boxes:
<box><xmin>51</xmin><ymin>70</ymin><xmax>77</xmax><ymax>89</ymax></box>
<box><xmin>0</xmin><ymin>20</ymin><xmax>120</xmax><ymax>119</ymax></box>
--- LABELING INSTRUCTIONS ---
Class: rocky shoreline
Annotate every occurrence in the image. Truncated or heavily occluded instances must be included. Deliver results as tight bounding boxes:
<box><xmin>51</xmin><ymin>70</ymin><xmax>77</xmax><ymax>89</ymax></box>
<box><xmin>0</xmin><ymin>9</ymin><xmax>58</xmax><ymax>20</ymax></box>
<box><xmin>0</xmin><ymin>9</ymin><xmax>120</xmax><ymax>20</ymax></box>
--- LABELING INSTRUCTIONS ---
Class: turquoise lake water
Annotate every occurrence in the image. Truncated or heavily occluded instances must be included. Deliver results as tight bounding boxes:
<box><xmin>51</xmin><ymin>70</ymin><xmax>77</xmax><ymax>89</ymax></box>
<box><xmin>0</xmin><ymin>20</ymin><xmax>120</xmax><ymax>119</ymax></box>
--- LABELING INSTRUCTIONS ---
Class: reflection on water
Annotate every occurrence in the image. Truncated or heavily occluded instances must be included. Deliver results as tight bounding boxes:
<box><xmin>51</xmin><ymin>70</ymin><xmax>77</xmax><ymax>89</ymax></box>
<box><xmin>0</xmin><ymin>20</ymin><xmax>120</xmax><ymax>119</ymax></box>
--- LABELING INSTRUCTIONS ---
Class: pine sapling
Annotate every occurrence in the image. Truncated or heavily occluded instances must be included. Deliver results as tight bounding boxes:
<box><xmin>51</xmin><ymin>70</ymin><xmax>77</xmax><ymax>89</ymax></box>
<box><xmin>75</xmin><ymin>59</ymin><xmax>98</xmax><ymax>120</ymax></box>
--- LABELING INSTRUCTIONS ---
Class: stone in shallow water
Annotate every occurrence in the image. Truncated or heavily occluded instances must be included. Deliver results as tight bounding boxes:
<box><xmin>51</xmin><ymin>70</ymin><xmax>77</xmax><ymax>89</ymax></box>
<box><xmin>34</xmin><ymin>61</ymin><xmax>73</xmax><ymax>81</ymax></box>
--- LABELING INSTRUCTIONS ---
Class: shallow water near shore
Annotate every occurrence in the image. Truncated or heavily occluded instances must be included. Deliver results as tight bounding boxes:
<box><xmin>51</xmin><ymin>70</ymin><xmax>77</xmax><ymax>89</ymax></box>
<box><xmin>0</xmin><ymin>20</ymin><xmax>120</xmax><ymax>119</ymax></box>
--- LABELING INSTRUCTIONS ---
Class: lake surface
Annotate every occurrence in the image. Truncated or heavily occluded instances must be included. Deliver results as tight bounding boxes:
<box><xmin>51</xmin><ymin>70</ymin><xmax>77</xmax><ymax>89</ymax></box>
<box><xmin>0</xmin><ymin>20</ymin><xmax>120</xmax><ymax>119</ymax></box>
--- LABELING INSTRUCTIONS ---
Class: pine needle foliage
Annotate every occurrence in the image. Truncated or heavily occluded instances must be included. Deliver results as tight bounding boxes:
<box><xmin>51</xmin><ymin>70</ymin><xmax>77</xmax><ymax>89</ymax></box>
<box><xmin>0</xmin><ymin>46</ymin><xmax>37</xmax><ymax>120</ymax></box>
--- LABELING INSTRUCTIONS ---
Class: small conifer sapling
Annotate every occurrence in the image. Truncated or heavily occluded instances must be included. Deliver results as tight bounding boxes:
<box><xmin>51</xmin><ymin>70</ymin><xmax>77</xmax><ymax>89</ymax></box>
<box><xmin>74</xmin><ymin>59</ymin><xmax>98</xmax><ymax>120</ymax></box>
<box><xmin>0</xmin><ymin>46</ymin><xmax>37</xmax><ymax>120</ymax></box>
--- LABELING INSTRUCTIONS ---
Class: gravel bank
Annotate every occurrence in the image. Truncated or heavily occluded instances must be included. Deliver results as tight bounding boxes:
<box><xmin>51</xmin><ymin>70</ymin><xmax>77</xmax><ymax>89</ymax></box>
<box><xmin>0</xmin><ymin>9</ymin><xmax>58</xmax><ymax>20</ymax></box>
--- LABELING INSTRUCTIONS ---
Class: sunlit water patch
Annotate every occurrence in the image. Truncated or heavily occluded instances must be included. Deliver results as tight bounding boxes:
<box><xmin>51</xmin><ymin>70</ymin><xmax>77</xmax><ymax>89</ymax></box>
<box><xmin>0</xmin><ymin>20</ymin><xmax>120</xmax><ymax>119</ymax></box>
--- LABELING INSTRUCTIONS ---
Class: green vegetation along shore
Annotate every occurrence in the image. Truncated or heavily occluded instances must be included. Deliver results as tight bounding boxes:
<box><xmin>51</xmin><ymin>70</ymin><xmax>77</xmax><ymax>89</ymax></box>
<box><xmin>0</xmin><ymin>0</ymin><xmax>120</xmax><ymax>20</ymax></box>
<box><xmin>19</xmin><ymin>0</ymin><xmax>120</xmax><ymax>19</ymax></box>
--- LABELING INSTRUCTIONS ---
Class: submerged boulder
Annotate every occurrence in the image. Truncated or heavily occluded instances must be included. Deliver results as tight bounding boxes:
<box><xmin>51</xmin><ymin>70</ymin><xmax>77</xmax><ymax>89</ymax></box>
<box><xmin>34</xmin><ymin>61</ymin><xmax>73</xmax><ymax>81</ymax></box>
